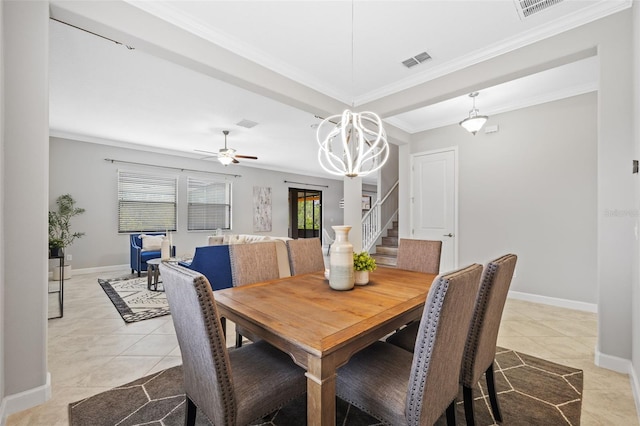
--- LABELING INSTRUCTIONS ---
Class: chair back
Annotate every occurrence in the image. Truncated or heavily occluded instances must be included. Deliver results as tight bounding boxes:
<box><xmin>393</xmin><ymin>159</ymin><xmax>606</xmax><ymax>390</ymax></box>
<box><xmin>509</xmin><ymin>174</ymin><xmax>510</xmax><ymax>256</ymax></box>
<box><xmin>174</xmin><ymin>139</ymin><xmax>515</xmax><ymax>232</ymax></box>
<box><xmin>461</xmin><ymin>254</ymin><xmax>517</xmax><ymax>387</ymax></box>
<box><xmin>229</xmin><ymin>242</ymin><xmax>280</xmax><ymax>286</ymax></box>
<box><xmin>406</xmin><ymin>263</ymin><xmax>482</xmax><ymax>425</ymax></box>
<box><xmin>396</xmin><ymin>238</ymin><xmax>442</xmax><ymax>274</ymax></box>
<box><xmin>159</xmin><ymin>262</ymin><xmax>237</xmax><ymax>425</ymax></box>
<box><xmin>185</xmin><ymin>245</ymin><xmax>233</xmax><ymax>291</ymax></box>
<box><xmin>286</xmin><ymin>238</ymin><xmax>325</xmax><ymax>275</ymax></box>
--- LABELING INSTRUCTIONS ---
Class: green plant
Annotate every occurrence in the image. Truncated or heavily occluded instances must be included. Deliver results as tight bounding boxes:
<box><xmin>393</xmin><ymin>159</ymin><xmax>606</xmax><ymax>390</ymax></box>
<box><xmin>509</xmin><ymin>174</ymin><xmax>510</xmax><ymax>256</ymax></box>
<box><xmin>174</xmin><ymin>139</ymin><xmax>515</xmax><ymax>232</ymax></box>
<box><xmin>48</xmin><ymin>194</ymin><xmax>86</xmax><ymax>250</ymax></box>
<box><xmin>353</xmin><ymin>251</ymin><xmax>377</xmax><ymax>272</ymax></box>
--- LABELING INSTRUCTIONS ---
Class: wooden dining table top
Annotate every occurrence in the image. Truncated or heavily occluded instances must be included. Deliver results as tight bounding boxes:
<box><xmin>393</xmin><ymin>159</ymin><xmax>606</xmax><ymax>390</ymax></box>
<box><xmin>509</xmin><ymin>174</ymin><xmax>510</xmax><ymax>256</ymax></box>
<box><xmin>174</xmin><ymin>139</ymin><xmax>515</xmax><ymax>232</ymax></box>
<box><xmin>215</xmin><ymin>266</ymin><xmax>435</xmax><ymax>367</ymax></box>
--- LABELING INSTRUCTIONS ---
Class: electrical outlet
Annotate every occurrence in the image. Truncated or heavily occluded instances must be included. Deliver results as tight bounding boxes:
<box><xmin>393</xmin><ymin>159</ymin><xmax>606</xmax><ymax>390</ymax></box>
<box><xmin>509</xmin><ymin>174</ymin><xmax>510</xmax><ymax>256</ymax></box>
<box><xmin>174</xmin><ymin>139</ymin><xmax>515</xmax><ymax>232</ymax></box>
<box><xmin>66</xmin><ymin>254</ymin><xmax>72</xmax><ymax>261</ymax></box>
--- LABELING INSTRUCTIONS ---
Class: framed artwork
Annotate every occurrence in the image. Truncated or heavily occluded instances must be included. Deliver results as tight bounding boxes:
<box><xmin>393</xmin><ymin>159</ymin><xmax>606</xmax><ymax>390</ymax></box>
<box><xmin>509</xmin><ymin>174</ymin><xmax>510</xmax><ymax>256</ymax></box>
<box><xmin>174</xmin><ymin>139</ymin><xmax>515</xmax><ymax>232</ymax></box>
<box><xmin>362</xmin><ymin>195</ymin><xmax>372</xmax><ymax>210</ymax></box>
<box><xmin>253</xmin><ymin>186</ymin><xmax>272</xmax><ymax>232</ymax></box>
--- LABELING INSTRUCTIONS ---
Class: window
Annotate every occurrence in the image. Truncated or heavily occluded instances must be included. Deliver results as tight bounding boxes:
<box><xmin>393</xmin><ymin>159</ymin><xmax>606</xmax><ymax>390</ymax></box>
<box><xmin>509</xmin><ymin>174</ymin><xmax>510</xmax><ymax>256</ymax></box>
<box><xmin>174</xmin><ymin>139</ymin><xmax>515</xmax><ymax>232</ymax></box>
<box><xmin>118</xmin><ymin>170</ymin><xmax>177</xmax><ymax>233</ymax></box>
<box><xmin>187</xmin><ymin>178</ymin><xmax>232</xmax><ymax>231</ymax></box>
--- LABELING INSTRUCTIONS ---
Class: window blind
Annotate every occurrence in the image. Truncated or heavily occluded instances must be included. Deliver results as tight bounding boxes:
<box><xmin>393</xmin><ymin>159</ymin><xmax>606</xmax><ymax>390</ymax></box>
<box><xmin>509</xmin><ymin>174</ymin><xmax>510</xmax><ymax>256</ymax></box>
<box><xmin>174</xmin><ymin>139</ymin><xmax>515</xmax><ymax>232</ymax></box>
<box><xmin>118</xmin><ymin>170</ymin><xmax>177</xmax><ymax>233</ymax></box>
<box><xmin>187</xmin><ymin>178</ymin><xmax>231</xmax><ymax>231</ymax></box>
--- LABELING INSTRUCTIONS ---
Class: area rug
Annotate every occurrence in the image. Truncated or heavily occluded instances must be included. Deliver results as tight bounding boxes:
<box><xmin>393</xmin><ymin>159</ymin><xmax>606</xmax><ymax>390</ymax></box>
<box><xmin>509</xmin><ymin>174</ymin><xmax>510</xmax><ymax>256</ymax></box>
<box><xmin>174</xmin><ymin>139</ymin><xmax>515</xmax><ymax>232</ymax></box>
<box><xmin>98</xmin><ymin>276</ymin><xmax>170</xmax><ymax>323</ymax></box>
<box><xmin>69</xmin><ymin>347</ymin><xmax>583</xmax><ymax>425</ymax></box>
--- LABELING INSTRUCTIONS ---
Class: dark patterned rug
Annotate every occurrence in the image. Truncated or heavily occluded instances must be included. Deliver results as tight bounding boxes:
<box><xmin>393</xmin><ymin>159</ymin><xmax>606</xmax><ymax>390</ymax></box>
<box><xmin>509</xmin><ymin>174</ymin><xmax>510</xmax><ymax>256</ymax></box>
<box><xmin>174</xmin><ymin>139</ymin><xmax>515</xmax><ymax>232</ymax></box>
<box><xmin>98</xmin><ymin>276</ymin><xmax>170</xmax><ymax>323</ymax></box>
<box><xmin>69</xmin><ymin>347</ymin><xmax>582</xmax><ymax>425</ymax></box>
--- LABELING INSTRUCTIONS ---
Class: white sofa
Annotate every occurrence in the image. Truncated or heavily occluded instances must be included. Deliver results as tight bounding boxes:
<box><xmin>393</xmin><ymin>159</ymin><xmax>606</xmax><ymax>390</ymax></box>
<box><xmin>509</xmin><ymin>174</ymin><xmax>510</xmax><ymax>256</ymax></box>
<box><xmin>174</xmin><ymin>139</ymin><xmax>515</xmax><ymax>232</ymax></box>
<box><xmin>207</xmin><ymin>234</ymin><xmax>292</xmax><ymax>278</ymax></box>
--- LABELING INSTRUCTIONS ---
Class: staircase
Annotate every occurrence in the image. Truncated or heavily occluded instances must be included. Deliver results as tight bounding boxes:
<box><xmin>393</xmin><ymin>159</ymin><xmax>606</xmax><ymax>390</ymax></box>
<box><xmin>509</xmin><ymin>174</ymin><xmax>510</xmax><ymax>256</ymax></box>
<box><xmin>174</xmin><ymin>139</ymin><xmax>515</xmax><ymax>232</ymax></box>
<box><xmin>372</xmin><ymin>220</ymin><xmax>398</xmax><ymax>267</ymax></box>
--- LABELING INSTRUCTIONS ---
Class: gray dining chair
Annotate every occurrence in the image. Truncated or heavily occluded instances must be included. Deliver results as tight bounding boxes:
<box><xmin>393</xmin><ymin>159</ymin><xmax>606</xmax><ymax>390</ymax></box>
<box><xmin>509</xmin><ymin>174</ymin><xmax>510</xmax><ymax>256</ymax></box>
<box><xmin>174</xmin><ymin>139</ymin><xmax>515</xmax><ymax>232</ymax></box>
<box><xmin>336</xmin><ymin>263</ymin><xmax>483</xmax><ymax>426</ymax></box>
<box><xmin>286</xmin><ymin>237</ymin><xmax>325</xmax><ymax>275</ymax></box>
<box><xmin>387</xmin><ymin>253</ymin><xmax>518</xmax><ymax>425</ymax></box>
<box><xmin>396</xmin><ymin>238</ymin><xmax>442</xmax><ymax>274</ymax></box>
<box><xmin>229</xmin><ymin>242</ymin><xmax>281</xmax><ymax>347</ymax></box>
<box><xmin>159</xmin><ymin>262</ymin><xmax>306</xmax><ymax>426</ymax></box>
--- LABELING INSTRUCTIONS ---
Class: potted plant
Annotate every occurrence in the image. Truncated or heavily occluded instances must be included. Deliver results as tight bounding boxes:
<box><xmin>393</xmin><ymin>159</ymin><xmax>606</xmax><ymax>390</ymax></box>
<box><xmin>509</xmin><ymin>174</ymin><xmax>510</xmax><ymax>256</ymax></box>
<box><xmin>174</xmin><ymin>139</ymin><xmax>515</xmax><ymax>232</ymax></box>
<box><xmin>353</xmin><ymin>251</ymin><xmax>376</xmax><ymax>285</ymax></box>
<box><xmin>49</xmin><ymin>194</ymin><xmax>85</xmax><ymax>279</ymax></box>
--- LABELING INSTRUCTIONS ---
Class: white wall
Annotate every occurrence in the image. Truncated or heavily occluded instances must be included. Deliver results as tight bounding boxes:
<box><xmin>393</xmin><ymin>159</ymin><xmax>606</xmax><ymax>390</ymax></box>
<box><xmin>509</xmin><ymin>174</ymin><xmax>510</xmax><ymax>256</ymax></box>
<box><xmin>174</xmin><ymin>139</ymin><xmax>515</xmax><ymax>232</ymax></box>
<box><xmin>50</xmin><ymin>137</ymin><xmax>344</xmax><ymax>269</ymax></box>
<box><xmin>0</xmin><ymin>0</ymin><xmax>5</xmax><ymax>419</ymax></box>
<box><xmin>632</xmin><ymin>0</ymin><xmax>640</xmax><ymax>414</ymax></box>
<box><xmin>1</xmin><ymin>1</ymin><xmax>50</xmax><ymax>422</ymax></box>
<box><xmin>410</xmin><ymin>94</ymin><xmax>597</xmax><ymax>305</ymax></box>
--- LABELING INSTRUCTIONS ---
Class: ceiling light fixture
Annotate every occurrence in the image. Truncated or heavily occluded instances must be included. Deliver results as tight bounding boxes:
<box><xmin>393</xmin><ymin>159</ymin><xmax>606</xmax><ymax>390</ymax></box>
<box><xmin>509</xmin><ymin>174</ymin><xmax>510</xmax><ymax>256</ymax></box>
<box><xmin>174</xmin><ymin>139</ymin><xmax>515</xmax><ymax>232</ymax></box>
<box><xmin>459</xmin><ymin>92</ymin><xmax>488</xmax><ymax>135</ymax></box>
<box><xmin>316</xmin><ymin>2</ymin><xmax>389</xmax><ymax>178</ymax></box>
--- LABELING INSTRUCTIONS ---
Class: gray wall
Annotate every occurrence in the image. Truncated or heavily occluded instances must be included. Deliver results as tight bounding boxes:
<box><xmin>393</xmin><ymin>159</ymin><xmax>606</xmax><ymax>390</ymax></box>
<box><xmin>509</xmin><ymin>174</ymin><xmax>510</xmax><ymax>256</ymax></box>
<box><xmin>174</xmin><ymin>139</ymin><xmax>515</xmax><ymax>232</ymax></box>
<box><xmin>2</xmin><ymin>0</ymin><xmax>50</xmax><ymax>417</ymax></box>
<box><xmin>0</xmin><ymin>0</ymin><xmax>5</xmax><ymax>412</ymax></box>
<box><xmin>633</xmin><ymin>0</ymin><xmax>640</xmax><ymax>404</ymax></box>
<box><xmin>410</xmin><ymin>93</ymin><xmax>597</xmax><ymax>304</ymax></box>
<box><xmin>50</xmin><ymin>137</ymin><xmax>344</xmax><ymax>269</ymax></box>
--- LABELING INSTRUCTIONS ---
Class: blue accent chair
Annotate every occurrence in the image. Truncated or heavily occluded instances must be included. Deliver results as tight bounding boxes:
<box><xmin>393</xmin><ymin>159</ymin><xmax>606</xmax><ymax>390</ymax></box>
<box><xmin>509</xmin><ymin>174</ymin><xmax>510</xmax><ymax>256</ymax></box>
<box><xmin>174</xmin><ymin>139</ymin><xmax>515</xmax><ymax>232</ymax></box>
<box><xmin>130</xmin><ymin>233</ymin><xmax>175</xmax><ymax>277</ymax></box>
<box><xmin>179</xmin><ymin>245</ymin><xmax>233</xmax><ymax>291</ymax></box>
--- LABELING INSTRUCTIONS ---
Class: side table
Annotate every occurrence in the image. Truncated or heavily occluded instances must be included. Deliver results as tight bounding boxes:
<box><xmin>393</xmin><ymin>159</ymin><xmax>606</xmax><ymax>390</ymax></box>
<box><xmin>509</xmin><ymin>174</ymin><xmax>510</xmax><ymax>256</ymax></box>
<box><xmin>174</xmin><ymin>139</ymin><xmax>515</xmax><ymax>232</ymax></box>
<box><xmin>146</xmin><ymin>258</ymin><xmax>163</xmax><ymax>291</ymax></box>
<box><xmin>48</xmin><ymin>254</ymin><xmax>64</xmax><ymax>319</ymax></box>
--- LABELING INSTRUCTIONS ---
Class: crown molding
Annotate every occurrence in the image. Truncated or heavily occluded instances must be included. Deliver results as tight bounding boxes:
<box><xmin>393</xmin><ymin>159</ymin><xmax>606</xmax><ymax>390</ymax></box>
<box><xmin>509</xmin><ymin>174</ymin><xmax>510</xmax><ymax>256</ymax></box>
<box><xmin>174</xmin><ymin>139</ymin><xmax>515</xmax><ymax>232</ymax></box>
<box><xmin>124</xmin><ymin>0</ymin><xmax>351</xmax><ymax>104</ymax></box>
<box><xmin>127</xmin><ymin>0</ymin><xmax>627</xmax><ymax>107</ymax></box>
<box><xmin>355</xmin><ymin>0</ymin><xmax>629</xmax><ymax>105</ymax></box>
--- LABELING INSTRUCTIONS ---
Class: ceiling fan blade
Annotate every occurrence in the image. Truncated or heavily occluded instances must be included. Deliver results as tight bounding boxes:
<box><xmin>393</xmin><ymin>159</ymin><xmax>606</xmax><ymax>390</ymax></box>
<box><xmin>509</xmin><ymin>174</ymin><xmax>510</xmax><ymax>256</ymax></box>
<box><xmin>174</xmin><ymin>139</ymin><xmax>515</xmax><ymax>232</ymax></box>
<box><xmin>232</xmin><ymin>158</ymin><xmax>240</xmax><ymax>164</ymax></box>
<box><xmin>194</xmin><ymin>149</ymin><xmax>217</xmax><ymax>155</ymax></box>
<box><xmin>235</xmin><ymin>154</ymin><xmax>258</xmax><ymax>160</ymax></box>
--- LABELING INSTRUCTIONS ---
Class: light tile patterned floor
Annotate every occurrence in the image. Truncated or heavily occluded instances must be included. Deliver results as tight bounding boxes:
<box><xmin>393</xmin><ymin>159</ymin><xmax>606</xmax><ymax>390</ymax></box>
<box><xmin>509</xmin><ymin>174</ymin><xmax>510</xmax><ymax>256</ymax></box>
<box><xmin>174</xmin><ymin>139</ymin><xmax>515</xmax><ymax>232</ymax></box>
<box><xmin>6</xmin><ymin>269</ymin><xmax>639</xmax><ymax>425</ymax></box>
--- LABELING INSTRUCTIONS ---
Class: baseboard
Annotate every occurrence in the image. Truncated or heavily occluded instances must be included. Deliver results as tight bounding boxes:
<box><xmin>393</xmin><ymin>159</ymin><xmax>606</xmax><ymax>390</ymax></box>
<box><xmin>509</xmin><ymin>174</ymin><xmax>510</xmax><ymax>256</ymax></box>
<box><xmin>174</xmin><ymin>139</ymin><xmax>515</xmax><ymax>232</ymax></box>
<box><xmin>594</xmin><ymin>348</ymin><xmax>632</xmax><ymax>374</ymax></box>
<box><xmin>48</xmin><ymin>263</ymin><xmax>130</xmax><ymax>279</ymax></box>
<box><xmin>0</xmin><ymin>373</ymin><xmax>51</xmax><ymax>425</ymax></box>
<box><xmin>507</xmin><ymin>290</ymin><xmax>598</xmax><ymax>313</ymax></box>
<box><xmin>631</xmin><ymin>364</ymin><xmax>640</xmax><ymax>424</ymax></box>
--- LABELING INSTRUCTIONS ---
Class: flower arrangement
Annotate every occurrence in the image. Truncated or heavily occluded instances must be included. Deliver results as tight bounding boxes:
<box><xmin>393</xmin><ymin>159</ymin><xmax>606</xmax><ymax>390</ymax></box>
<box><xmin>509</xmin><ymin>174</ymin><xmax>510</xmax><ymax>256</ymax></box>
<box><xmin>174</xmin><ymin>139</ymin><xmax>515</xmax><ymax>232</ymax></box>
<box><xmin>353</xmin><ymin>251</ymin><xmax>377</xmax><ymax>272</ymax></box>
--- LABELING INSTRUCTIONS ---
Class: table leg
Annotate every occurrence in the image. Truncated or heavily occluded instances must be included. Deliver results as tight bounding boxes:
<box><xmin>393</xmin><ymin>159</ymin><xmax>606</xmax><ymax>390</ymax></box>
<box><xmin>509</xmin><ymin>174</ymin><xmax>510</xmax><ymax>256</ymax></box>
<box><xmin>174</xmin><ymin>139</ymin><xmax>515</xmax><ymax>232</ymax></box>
<box><xmin>147</xmin><ymin>265</ymin><xmax>153</xmax><ymax>290</ymax></box>
<box><xmin>154</xmin><ymin>267</ymin><xmax>160</xmax><ymax>290</ymax></box>
<box><xmin>306</xmin><ymin>356</ymin><xmax>336</xmax><ymax>426</ymax></box>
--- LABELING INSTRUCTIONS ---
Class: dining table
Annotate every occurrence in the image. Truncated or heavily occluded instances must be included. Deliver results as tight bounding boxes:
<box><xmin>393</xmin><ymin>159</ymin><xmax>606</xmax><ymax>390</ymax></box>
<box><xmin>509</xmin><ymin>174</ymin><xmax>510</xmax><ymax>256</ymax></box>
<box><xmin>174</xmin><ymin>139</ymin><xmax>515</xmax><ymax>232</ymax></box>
<box><xmin>214</xmin><ymin>266</ymin><xmax>436</xmax><ymax>426</ymax></box>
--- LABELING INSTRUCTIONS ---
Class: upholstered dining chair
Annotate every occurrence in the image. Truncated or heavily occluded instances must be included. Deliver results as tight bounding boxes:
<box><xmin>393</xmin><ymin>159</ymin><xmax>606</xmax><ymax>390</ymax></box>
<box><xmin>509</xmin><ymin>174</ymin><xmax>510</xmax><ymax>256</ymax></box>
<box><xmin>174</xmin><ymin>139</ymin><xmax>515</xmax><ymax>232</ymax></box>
<box><xmin>386</xmin><ymin>253</ymin><xmax>518</xmax><ymax>426</ymax></box>
<box><xmin>396</xmin><ymin>238</ymin><xmax>442</xmax><ymax>274</ymax></box>
<box><xmin>159</xmin><ymin>262</ymin><xmax>306</xmax><ymax>426</ymax></box>
<box><xmin>229</xmin><ymin>242</ymin><xmax>281</xmax><ymax>347</ymax></box>
<box><xmin>336</xmin><ymin>263</ymin><xmax>483</xmax><ymax>426</ymax></box>
<box><xmin>286</xmin><ymin>237</ymin><xmax>325</xmax><ymax>275</ymax></box>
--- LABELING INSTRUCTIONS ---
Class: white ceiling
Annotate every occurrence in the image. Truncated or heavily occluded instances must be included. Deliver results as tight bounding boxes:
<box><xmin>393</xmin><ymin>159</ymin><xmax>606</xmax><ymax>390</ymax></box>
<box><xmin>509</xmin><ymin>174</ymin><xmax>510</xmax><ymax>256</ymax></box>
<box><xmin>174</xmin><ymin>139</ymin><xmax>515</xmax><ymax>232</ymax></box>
<box><xmin>49</xmin><ymin>0</ymin><xmax>627</xmax><ymax>180</ymax></box>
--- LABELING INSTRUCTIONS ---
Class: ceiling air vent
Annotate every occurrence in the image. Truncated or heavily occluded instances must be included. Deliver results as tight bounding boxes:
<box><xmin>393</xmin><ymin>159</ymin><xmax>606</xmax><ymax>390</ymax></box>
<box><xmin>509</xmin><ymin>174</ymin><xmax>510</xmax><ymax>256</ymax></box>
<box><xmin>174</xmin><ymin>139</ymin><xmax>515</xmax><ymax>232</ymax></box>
<box><xmin>402</xmin><ymin>51</ymin><xmax>432</xmax><ymax>69</ymax></box>
<box><xmin>514</xmin><ymin>0</ymin><xmax>564</xmax><ymax>20</ymax></box>
<box><xmin>236</xmin><ymin>119</ymin><xmax>259</xmax><ymax>129</ymax></box>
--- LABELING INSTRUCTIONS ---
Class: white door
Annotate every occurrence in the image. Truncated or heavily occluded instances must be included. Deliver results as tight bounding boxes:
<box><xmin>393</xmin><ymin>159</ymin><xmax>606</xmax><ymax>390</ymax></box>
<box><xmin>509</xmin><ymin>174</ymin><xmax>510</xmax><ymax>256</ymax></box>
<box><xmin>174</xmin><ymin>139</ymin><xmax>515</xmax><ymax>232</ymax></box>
<box><xmin>410</xmin><ymin>149</ymin><xmax>457</xmax><ymax>273</ymax></box>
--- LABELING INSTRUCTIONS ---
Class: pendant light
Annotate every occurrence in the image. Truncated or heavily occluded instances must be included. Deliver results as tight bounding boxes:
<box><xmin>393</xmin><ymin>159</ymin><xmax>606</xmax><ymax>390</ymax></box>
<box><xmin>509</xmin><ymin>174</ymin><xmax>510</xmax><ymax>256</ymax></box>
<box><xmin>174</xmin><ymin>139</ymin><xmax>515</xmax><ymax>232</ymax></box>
<box><xmin>316</xmin><ymin>2</ymin><xmax>389</xmax><ymax>178</ymax></box>
<box><xmin>459</xmin><ymin>92</ymin><xmax>488</xmax><ymax>135</ymax></box>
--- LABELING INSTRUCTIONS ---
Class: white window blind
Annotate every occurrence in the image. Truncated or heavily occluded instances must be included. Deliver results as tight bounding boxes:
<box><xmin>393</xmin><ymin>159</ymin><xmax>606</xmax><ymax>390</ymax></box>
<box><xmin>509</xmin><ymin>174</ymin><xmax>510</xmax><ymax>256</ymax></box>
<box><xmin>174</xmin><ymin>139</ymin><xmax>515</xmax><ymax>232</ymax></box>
<box><xmin>118</xmin><ymin>170</ymin><xmax>177</xmax><ymax>233</ymax></box>
<box><xmin>188</xmin><ymin>178</ymin><xmax>231</xmax><ymax>231</ymax></box>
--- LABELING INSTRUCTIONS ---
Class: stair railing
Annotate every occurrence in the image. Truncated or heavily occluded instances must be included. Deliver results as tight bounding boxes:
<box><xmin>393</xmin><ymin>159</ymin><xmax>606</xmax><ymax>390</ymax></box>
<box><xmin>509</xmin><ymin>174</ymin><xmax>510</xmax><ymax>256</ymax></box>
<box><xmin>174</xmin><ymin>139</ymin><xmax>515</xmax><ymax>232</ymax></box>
<box><xmin>362</xmin><ymin>180</ymin><xmax>399</xmax><ymax>252</ymax></box>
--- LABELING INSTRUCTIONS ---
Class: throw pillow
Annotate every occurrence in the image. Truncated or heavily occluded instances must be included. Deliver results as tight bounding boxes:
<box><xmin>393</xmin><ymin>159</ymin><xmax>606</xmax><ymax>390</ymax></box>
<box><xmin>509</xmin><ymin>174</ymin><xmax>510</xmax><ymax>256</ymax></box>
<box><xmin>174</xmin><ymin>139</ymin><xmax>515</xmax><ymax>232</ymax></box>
<box><xmin>208</xmin><ymin>236</ymin><xmax>224</xmax><ymax>246</ymax></box>
<box><xmin>140</xmin><ymin>234</ymin><xmax>164</xmax><ymax>251</ymax></box>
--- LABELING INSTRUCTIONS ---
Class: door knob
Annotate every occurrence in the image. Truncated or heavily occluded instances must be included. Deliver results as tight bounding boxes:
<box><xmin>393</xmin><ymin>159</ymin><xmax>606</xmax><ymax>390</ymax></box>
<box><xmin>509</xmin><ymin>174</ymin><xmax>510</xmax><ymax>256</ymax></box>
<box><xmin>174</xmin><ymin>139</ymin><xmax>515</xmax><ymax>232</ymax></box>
<box><xmin>443</xmin><ymin>233</ymin><xmax>454</xmax><ymax>237</ymax></box>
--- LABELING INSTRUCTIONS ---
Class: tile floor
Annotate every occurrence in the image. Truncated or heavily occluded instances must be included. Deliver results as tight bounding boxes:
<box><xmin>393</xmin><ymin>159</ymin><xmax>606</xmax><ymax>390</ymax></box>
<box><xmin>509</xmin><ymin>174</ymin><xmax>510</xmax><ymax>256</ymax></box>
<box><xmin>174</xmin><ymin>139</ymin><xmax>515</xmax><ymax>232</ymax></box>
<box><xmin>5</xmin><ymin>268</ymin><xmax>640</xmax><ymax>425</ymax></box>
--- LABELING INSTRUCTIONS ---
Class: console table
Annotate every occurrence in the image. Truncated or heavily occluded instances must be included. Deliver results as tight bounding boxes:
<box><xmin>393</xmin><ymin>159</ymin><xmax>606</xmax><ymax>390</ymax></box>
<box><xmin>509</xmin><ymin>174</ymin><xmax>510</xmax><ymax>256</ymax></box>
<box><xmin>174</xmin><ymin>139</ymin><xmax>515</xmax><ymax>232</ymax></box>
<box><xmin>48</xmin><ymin>254</ymin><xmax>64</xmax><ymax>319</ymax></box>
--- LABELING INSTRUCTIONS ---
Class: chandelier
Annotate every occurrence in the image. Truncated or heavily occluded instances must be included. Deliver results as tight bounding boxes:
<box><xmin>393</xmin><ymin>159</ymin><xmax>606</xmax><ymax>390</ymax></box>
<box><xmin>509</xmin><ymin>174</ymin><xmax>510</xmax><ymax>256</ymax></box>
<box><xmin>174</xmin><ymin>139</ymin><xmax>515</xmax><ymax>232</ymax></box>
<box><xmin>459</xmin><ymin>92</ymin><xmax>488</xmax><ymax>135</ymax></box>
<box><xmin>316</xmin><ymin>110</ymin><xmax>389</xmax><ymax>177</ymax></box>
<box><xmin>316</xmin><ymin>2</ymin><xmax>389</xmax><ymax>178</ymax></box>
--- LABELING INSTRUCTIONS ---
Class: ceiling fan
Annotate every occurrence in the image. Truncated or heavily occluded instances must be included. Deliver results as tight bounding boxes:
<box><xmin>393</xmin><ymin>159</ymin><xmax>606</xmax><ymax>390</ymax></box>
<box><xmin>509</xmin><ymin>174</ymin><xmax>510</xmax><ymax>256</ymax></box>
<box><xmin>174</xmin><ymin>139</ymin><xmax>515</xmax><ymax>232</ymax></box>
<box><xmin>196</xmin><ymin>130</ymin><xmax>258</xmax><ymax>165</ymax></box>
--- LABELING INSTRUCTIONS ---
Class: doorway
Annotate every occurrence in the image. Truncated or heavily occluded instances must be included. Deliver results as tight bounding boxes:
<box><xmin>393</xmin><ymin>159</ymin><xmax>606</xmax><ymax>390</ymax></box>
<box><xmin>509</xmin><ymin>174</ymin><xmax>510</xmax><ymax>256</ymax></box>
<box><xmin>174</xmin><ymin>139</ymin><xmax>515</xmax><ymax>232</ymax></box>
<box><xmin>410</xmin><ymin>148</ymin><xmax>458</xmax><ymax>272</ymax></box>
<box><xmin>288</xmin><ymin>188</ymin><xmax>322</xmax><ymax>239</ymax></box>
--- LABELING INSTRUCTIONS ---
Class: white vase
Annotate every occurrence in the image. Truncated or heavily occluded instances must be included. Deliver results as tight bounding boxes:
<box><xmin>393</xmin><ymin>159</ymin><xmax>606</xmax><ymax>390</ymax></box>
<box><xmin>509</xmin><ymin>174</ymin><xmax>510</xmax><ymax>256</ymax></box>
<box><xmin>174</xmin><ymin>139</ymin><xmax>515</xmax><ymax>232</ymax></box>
<box><xmin>354</xmin><ymin>270</ymin><xmax>369</xmax><ymax>285</ymax></box>
<box><xmin>161</xmin><ymin>236</ymin><xmax>170</xmax><ymax>260</ymax></box>
<box><xmin>329</xmin><ymin>225</ymin><xmax>354</xmax><ymax>291</ymax></box>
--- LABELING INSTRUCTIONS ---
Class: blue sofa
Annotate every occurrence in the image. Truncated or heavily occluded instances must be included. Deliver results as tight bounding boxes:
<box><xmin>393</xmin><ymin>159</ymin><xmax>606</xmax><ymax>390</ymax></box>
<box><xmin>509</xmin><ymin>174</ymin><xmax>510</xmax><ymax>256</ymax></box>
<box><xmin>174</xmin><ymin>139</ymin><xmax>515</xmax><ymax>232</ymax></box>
<box><xmin>179</xmin><ymin>245</ymin><xmax>233</xmax><ymax>291</ymax></box>
<box><xmin>130</xmin><ymin>233</ymin><xmax>176</xmax><ymax>277</ymax></box>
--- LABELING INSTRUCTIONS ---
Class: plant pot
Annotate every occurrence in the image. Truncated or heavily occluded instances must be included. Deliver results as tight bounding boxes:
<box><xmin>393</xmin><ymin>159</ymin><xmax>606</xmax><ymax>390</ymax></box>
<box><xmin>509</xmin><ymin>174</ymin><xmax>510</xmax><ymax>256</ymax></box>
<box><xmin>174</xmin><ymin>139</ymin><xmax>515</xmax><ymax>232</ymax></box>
<box><xmin>52</xmin><ymin>264</ymin><xmax>72</xmax><ymax>281</ymax></box>
<box><xmin>354</xmin><ymin>270</ymin><xmax>369</xmax><ymax>285</ymax></box>
<box><xmin>49</xmin><ymin>248</ymin><xmax>63</xmax><ymax>258</ymax></box>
